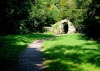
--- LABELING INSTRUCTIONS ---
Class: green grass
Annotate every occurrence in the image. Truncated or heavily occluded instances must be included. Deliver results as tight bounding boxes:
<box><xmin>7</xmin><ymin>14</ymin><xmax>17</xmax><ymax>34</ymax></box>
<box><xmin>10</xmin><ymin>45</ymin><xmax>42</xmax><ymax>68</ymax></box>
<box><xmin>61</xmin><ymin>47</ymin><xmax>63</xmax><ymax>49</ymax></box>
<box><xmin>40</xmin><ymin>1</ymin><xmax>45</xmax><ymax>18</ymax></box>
<box><xmin>0</xmin><ymin>33</ymin><xmax>53</xmax><ymax>71</ymax></box>
<box><xmin>43</xmin><ymin>33</ymin><xmax>100</xmax><ymax>71</ymax></box>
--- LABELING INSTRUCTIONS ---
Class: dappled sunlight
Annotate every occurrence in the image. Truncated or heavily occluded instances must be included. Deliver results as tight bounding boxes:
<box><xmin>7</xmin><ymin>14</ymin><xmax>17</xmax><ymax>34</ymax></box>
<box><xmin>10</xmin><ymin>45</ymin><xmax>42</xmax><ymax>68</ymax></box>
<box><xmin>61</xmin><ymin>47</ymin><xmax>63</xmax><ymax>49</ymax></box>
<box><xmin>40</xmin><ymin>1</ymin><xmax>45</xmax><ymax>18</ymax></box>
<box><xmin>79</xmin><ymin>63</ymin><xmax>100</xmax><ymax>71</ymax></box>
<box><xmin>16</xmin><ymin>42</ymin><xmax>26</xmax><ymax>45</ymax></box>
<box><xmin>43</xmin><ymin>34</ymin><xmax>100</xmax><ymax>71</ymax></box>
<box><xmin>44</xmin><ymin>58</ymin><xmax>85</xmax><ymax>71</ymax></box>
<box><xmin>0</xmin><ymin>33</ymin><xmax>54</xmax><ymax>71</ymax></box>
<box><xmin>0</xmin><ymin>0</ymin><xmax>99</xmax><ymax>71</ymax></box>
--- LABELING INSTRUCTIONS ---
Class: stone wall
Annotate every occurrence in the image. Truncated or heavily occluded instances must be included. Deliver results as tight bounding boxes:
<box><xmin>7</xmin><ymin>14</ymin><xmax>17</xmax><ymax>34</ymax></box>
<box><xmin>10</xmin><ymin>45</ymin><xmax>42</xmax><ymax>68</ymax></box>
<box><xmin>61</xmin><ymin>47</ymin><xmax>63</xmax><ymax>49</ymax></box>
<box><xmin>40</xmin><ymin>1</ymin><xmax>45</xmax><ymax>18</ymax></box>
<box><xmin>67</xmin><ymin>20</ymin><xmax>76</xmax><ymax>34</ymax></box>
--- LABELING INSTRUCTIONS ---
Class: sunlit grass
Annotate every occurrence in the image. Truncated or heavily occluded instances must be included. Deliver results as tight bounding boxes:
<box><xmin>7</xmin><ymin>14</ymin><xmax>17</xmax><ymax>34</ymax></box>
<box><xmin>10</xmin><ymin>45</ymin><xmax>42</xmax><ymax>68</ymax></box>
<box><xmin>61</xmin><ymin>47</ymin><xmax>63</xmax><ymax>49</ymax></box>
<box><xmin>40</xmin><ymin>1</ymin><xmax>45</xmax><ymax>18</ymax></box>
<box><xmin>43</xmin><ymin>33</ymin><xmax>100</xmax><ymax>71</ymax></box>
<box><xmin>0</xmin><ymin>33</ymin><xmax>53</xmax><ymax>71</ymax></box>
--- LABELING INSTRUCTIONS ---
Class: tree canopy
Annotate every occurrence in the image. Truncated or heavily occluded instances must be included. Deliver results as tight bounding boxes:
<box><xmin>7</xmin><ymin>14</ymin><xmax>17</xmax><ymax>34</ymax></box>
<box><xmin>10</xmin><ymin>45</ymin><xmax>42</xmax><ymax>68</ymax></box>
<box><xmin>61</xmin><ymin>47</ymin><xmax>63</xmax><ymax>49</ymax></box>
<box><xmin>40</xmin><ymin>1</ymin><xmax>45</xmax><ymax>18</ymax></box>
<box><xmin>0</xmin><ymin>0</ymin><xmax>100</xmax><ymax>39</ymax></box>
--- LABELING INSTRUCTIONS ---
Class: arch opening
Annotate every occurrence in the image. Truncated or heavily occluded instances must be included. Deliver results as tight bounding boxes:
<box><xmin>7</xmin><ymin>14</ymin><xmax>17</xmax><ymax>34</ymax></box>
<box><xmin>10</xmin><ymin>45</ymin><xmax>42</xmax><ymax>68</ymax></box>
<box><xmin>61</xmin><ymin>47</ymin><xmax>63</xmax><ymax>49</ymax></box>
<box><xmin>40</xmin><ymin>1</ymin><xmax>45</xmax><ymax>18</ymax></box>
<box><xmin>63</xmin><ymin>22</ymin><xmax>68</xmax><ymax>33</ymax></box>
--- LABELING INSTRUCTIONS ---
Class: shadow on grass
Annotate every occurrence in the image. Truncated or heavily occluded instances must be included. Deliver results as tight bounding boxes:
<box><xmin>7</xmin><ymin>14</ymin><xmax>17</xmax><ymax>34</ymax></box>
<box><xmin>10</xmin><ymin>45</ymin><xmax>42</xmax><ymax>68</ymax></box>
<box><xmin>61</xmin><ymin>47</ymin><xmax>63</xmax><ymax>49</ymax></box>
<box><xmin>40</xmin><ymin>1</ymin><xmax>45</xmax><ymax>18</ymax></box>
<box><xmin>76</xmin><ymin>33</ymin><xmax>100</xmax><ymax>41</ymax></box>
<box><xmin>44</xmin><ymin>59</ymin><xmax>84</xmax><ymax>71</ymax></box>
<box><xmin>43</xmin><ymin>44</ymin><xmax>100</xmax><ymax>71</ymax></box>
<box><xmin>0</xmin><ymin>33</ymin><xmax>54</xmax><ymax>71</ymax></box>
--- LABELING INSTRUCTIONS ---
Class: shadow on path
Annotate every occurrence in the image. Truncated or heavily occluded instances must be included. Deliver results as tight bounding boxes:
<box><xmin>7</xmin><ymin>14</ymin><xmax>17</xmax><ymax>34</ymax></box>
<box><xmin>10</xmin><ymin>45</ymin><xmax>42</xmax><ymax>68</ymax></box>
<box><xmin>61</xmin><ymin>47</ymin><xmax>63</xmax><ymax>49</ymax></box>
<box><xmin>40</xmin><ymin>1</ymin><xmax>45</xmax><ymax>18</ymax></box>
<box><xmin>16</xmin><ymin>40</ymin><xmax>45</xmax><ymax>71</ymax></box>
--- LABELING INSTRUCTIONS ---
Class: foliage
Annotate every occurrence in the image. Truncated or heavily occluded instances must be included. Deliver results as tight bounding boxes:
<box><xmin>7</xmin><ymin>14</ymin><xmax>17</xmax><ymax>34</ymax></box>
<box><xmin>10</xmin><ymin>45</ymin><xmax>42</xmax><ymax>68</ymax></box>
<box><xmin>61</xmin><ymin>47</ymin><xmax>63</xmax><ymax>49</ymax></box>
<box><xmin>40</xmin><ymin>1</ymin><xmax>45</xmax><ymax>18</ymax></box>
<box><xmin>50</xmin><ymin>21</ymin><xmax>61</xmax><ymax>34</ymax></box>
<box><xmin>0</xmin><ymin>0</ymin><xmax>56</xmax><ymax>34</ymax></box>
<box><xmin>0</xmin><ymin>0</ymin><xmax>99</xmax><ymax>39</ymax></box>
<box><xmin>53</xmin><ymin>0</ymin><xmax>92</xmax><ymax>33</ymax></box>
<box><xmin>76</xmin><ymin>0</ymin><xmax>92</xmax><ymax>8</ymax></box>
<box><xmin>43</xmin><ymin>33</ymin><xmax>100</xmax><ymax>71</ymax></box>
<box><xmin>0</xmin><ymin>0</ymin><xmax>33</xmax><ymax>34</ymax></box>
<box><xmin>83</xmin><ymin>0</ymin><xmax>100</xmax><ymax>39</ymax></box>
<box><xmin>68</xmin><ymin>9</ymin><xmax>86</xmax><ymax>33</ymax></box>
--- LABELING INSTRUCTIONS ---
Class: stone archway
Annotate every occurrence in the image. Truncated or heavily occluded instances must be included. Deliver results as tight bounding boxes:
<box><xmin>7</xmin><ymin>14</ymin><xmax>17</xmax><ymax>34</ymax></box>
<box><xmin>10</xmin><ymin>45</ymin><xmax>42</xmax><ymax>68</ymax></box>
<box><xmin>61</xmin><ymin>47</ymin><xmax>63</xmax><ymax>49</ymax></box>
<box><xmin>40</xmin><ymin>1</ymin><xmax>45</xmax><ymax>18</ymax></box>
<box><xmin>60</xmin><ymin>19</ymin><xmax>76</xmax><ymax>34</ymax></box>
<box><xmin>51</xmin><ymin>19</ymin><xmax>76</xmax><ymax>34</ymax></box>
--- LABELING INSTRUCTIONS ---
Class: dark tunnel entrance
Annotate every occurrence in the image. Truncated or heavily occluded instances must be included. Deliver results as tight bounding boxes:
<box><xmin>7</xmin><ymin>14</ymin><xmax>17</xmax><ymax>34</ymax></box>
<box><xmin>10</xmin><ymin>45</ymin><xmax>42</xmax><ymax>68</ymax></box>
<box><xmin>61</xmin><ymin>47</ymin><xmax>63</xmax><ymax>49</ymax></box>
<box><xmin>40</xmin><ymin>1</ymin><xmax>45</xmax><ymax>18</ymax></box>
<box><xmin>63</xmin><ymin>22</ymin><xmax>68</xmax><ymax>33</ymax></box>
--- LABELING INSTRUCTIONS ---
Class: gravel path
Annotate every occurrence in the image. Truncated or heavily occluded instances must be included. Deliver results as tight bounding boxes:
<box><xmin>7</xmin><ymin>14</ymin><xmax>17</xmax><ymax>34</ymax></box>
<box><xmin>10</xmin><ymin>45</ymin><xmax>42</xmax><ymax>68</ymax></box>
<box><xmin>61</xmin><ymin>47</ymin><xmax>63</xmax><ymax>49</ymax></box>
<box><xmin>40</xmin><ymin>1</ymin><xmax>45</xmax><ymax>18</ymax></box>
<box><xmin>16</xmin><ymin>40</ymin><xmax>45</xmax><ymax>71</ymax></box>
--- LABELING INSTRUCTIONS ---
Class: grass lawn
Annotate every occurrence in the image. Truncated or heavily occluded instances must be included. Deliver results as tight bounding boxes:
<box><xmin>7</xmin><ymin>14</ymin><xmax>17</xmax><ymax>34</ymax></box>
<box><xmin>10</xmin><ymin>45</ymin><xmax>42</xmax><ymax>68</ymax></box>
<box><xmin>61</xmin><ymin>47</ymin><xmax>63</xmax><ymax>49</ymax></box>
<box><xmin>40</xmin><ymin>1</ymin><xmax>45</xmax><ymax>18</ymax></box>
<box><xmin>43</xmin><ymin>33</ymin><xmax>100</xmax><ymax>71</ymax></box>
<box><xmin>0</xmin><ymin>33</ymin><xmax>53</xmax><ymax>71</ymax></box>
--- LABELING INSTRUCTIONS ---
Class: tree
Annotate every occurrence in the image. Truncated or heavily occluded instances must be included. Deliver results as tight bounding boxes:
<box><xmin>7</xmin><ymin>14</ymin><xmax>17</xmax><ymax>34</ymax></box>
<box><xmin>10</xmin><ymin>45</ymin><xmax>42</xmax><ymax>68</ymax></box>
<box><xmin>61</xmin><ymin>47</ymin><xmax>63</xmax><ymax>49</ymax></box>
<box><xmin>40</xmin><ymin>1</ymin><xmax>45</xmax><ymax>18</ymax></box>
<box><xmin>83</xmin><ymin>0</ymin><xmax>100</xmax><ymax>39</ymax></box>
<box><xmin>0</xmin><ymin>0</ymin><xmax>97</xmax><ymax>34</ymax></box>
<box><xmin>0</xmin><ymin>0</ymin><xmax>33</xmax><ymax>34</ymax></box>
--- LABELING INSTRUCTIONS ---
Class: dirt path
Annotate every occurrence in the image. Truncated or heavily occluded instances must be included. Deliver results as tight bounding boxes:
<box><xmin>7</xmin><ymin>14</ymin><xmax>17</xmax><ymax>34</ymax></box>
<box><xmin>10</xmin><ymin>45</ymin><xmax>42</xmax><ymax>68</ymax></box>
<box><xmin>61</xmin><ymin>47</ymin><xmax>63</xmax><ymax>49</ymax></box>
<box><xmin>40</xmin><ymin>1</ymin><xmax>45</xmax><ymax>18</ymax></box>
<box><xmin>16</xmin><ymin>40</ymin><xmax>45</xmax><ymax>71</ymax></box>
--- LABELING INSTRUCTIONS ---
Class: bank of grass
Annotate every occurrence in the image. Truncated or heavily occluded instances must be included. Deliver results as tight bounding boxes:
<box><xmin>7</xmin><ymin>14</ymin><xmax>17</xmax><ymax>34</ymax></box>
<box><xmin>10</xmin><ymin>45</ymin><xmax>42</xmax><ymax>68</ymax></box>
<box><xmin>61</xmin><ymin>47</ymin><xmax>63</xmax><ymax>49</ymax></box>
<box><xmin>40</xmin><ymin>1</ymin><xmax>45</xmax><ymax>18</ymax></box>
<box><xmin>0</xmin><ymin>33</ymin><xmax>53</xmax><ymax>71</ymax></box>
<box><xmin>43</xmin><ymin>33</ymin><xmax>100</xmax><ymax>71</ymax></box>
